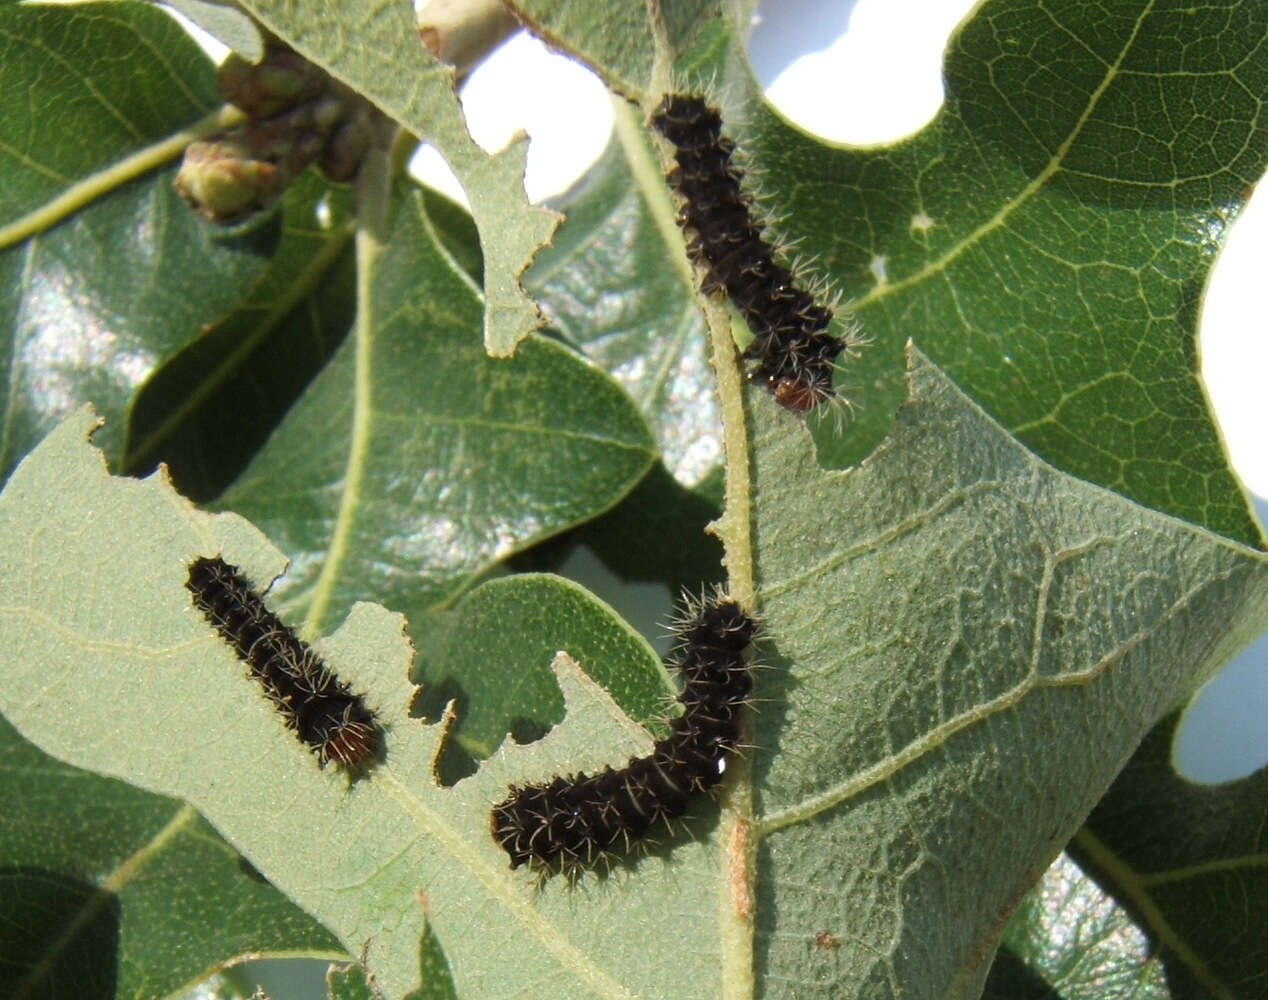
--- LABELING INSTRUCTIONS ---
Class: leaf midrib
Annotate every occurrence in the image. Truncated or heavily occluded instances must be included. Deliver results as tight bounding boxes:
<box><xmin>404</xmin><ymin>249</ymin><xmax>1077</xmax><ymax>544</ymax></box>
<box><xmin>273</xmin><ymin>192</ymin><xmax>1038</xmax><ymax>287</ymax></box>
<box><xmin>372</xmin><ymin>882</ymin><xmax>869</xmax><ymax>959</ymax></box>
<box><xmin>378</xmin><ymin>762</ymin><xmax>642</xmax><ymax>1000</ymax></box>
<box><xmin>756</xmin><ymin>544</ymin><xmax>1242</xmax><ymax>838</ymax></box>
<box><xmin>11</xmin><ymin>803</ymin><xmax>199</xmax><ymax>1000</ymax></box>
<box><xmin>123</xmin><ymin>218</ymin><xmax>357</xmax><ymax>474</ymax></box>
<box><xmin>0</xmin><ymin>104</ymin><xmax>243</xmax><ymax>249</ymax></box>
<box><xmin>1073</xmin><ymin>826</ymin><xmax>1237</xmax><ymax>1000</ymax></box>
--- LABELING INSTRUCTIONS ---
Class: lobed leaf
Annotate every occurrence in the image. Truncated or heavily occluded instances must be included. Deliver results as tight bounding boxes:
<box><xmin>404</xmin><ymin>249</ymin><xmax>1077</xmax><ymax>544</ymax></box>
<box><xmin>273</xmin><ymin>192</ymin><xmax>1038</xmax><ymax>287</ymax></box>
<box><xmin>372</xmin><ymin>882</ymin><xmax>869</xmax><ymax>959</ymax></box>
<box><xmin>2</xmin><ymin>1</ymin><xmax>1267</xmax><ymax>997</ymax></box>
<box><xmin>743</xmin><ymin>347</ymin><xmax>1268</xmax><ymax>997</ymax></box>
<box><xmin>231</xmin><ymin>0</ymin><xmax>561</xmax><ymax>356</ymax></box>
<box><xmin>215</xmin><ymin>181</ymin><xmax>656</xmax><ymax>632</ymax></box>
<box><xmin>5</xmin><ymin>342</ymin><xmax>1265</xmax><ymax>996</ymax></box>
<box><xmin>0</xmin><ymin>413</ymin><xmax>716</xmax><ymax>996</ymax></box>
<box><xmin>524</xmin><ymin>3</ymin><xmax>1268</xmax><ymax>544</ymax></box>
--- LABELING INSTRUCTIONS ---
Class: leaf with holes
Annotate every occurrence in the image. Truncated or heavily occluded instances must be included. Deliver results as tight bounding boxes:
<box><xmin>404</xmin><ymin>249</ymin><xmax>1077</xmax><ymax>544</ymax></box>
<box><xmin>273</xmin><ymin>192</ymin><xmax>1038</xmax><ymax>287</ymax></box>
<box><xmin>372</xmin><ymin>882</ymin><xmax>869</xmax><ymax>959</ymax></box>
<box><xmin>524</xmin><ymin>3</ymin><xmax>1268</xmax><ymax>545</ymax></box>
<box><xmin>214</xmin><ymin>180</ymin><xmax>656</xmax><ymax>633</ymax></box>
<box><xmin>231</xmin><ymin>0</ymin><xmax>561</xmax><ymax>356</ymax></box>
<box><xmin>5</xmin><ymin>343</ymin><xmax>1266</xmax><ymax>997</ymax></box>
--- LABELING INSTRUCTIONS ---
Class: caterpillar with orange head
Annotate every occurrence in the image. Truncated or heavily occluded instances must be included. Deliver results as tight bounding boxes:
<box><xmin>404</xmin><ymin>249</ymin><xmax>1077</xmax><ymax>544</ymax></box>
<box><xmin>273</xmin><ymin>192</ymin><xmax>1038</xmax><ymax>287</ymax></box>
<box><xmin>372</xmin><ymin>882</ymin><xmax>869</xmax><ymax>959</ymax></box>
<box><xmin>186</xmin><ymin>556</ymin><xmax>383</xmax><ymax>772</ymax></box>
<box><xmin>651</xmin><ymin>93</ymin><xmax>860</xmax><ymax>414</ymax></box>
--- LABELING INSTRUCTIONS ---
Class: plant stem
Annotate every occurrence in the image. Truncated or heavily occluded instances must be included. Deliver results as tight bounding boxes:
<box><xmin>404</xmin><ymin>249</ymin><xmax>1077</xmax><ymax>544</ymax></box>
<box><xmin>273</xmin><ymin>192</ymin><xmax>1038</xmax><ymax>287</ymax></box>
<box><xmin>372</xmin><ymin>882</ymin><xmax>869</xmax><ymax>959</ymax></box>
<box><xmin>0</xmin><ymin>105</ymin><xmax>244</xmax><ymax>250</ymax></box>
<box><xmin>302</xmin><ymin>144</ymin><xmax>391</xmax><ymax>633</ymax></box>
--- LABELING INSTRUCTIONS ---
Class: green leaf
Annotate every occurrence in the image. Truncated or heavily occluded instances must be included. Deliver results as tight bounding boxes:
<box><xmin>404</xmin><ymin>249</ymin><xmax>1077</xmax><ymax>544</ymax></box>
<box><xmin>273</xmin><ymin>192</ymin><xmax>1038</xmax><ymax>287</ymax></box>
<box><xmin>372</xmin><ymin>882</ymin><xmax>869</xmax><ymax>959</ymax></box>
<box><xmin>526</xmin><ymin>4</ymin><xmax>1268</xmax><ymax>544</ymax></box>
<box><xmin>0</xmin><ymin>412</ymin><xmax>714</xmax><ymax>996</ymax></box>
<box><xmin>528</xmin><ymin>112</ymin><xmax>723</xmax><ymax>487</ymax></box>
<box><xmin>0</xmin><ymin>0</ymin><xmax>268</xmax><ymax>480</ymax></box>
<box><xmin>160</xmin><ymin>0</ymin><xmax>265</xmax><ymax>60</ymax></box>
<box><xmin>504</xmin><ymin>0</ymin><xmax>730</xmax><ymax>97</ymax></box>
<box><xmin>1068</xmin><ymin>711</ymin><xmax>1268</xmax><ymax>998</ymax></box>
<box><xmin>4</xmin><ymin>2</ymin><xmax>1268</xmax><ymax>997</ymax></box>
<box><xmin>215</xmin><ymin>181</ymin><xmax>656</xmax><ymax>630</ymax></box>
<box><xmin>412</xmin><ymin>573</ymin><xmax>670</xmax><ymax>783</ymax></box>
<box><xmin>6</xmin><ymin>342</ymin><xmax>1266</xmax><ymax>996</ymax></box>
<box><xmin>0</xmin><ymin>714</ymin><xmax>343</xmax><ymax>1000</ymax></box>
<box><xmin>0</xmin><ymin>1</ymin><xmax>220</xmax><ymax>227</ymax></box>
<box><xmin>231</xmin><ymin>0</ymin><xmax>561</xmax><ymax>357</ymax></box>
<box><xmin>122</xmin><ymin>171</ymin><xmax>358</xmax><ymax>500</ymax></box>
<box><xmin>999</xmin><ymin>853</ymin><xmax>1170</xmax><ymax>999</ymax></box>
<box><xmin>0</xmin><ymin>407</ymin><xmax>429</xmax><ymax>993</ymax></box>
<box><xmin>744</xmin><ymin>347</ymin><xmax>1268</xmax><ymax>997</ymax></box>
